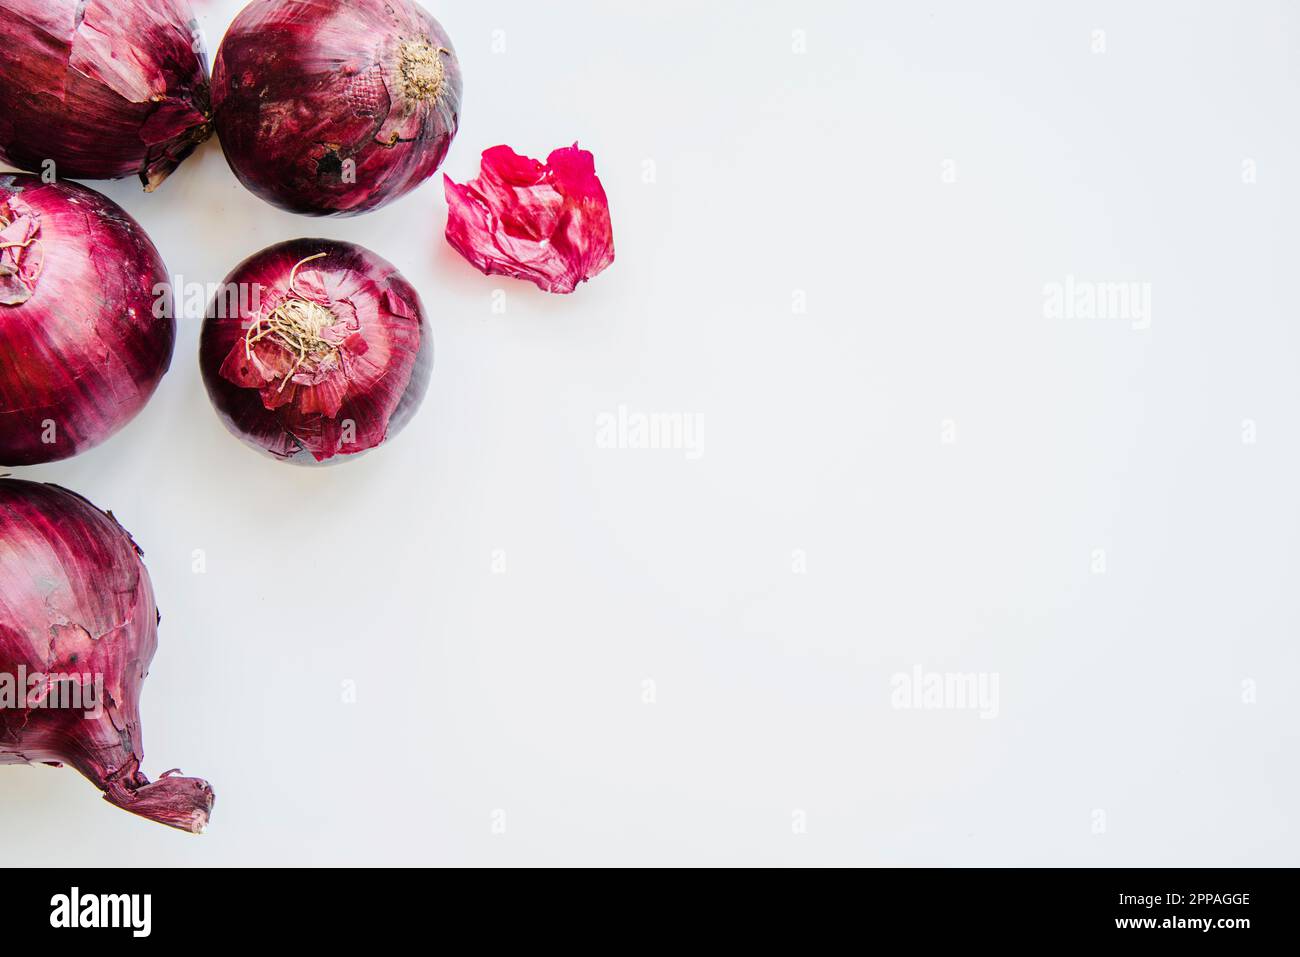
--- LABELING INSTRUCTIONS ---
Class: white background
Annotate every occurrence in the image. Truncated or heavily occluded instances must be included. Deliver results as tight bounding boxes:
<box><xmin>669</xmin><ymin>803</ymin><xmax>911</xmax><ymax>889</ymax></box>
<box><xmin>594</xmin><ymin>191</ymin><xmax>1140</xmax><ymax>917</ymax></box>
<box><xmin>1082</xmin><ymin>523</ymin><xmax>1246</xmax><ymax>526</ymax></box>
<box><xmin>3</xmin><ymin>0</ymin><xmax>1298</xmax><ymax>866</ymax></box>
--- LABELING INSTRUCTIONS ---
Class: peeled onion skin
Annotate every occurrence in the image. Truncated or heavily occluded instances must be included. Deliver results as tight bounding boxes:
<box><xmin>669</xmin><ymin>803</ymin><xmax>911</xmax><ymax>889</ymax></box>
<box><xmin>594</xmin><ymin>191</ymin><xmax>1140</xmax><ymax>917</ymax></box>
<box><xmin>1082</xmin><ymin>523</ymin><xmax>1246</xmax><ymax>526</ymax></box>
<box><xmin>212</xmin><ymin>0</ymin><xmax>462</xmax><ymax>217</ymax></box>
<box><xmin>199</xmin><ymin>239</ymin><xmax>432</xmax><ymax>465</ymax></box>
<box><xmin>0</xmin><ymin>0</ymin><xmax>212</xmax><ymax>191</ymax></box>
<box><xmin>445</xmin><ymin>144</ymin><xmax>616</xmax><ymax>294</ymax></box>
<box><xmin>0</xmin><ymin>480</ymin><xmax>214</xmax><ymax>833</ymax></box>
<box><xmin>0</xmin><ymin>175</ymin><xmax>176</xmax><ymax>466</ymax></box>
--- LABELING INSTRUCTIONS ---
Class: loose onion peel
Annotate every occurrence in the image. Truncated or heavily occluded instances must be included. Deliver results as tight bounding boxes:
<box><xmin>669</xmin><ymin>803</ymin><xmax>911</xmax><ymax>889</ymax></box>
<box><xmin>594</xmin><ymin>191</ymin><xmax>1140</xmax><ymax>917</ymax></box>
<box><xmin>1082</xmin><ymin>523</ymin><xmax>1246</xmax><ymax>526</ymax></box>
<box><xmin>443</xmin><ymin>144</ymin><xmax>615</xmax><ymax>294</ymax></box>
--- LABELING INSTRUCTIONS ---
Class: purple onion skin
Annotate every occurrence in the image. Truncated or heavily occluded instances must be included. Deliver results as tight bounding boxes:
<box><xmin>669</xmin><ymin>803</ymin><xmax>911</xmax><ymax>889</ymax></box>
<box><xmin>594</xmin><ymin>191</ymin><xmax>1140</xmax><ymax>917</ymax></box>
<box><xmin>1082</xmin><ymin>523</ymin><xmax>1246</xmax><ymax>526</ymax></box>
<box><xmin>0</xmin><ymin>175</ymin><xmax>176</xmax><ymax>466</ymax></box>
<box><xmin>0</xmin><ymin>0</ymin><xmax>212</xmax><ymax>191</ymax></box>
<box><xmin>0</xmin><ymin>480</ymin><xmax>214</xmax><ymax>833</ymax></box>
<box><xmin>212</xmin><ymin>0</ymin><xmax>462</xmax><ymax>217</ymax></box>
<box><xmin>200</xmin><ymin>239</ymin><xmax>432</xmax><ymax>465</ymax></box>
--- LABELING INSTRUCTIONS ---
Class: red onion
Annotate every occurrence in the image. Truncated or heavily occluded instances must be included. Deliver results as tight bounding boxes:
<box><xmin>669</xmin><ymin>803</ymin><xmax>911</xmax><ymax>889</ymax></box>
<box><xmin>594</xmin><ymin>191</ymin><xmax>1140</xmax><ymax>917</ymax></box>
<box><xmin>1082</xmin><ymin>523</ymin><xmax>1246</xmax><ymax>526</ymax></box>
<box><xmin>212</xmin><ymin>0</ymin><xmax>462</xmax><ymax>217</ymax></box>
<box><xmin>199</xmin><ymin>239</ymin><xmax>432</xmax><ymax>464</ymax></box>
<box><xmin>0</xmin><ymin>175</ymin><xmax>175</xmax><ymax>466</ymax></box>
<box><xmin>444</xmin><ymin>144</ymin><xmax>616</xmax><ymax>294</ymax></box>
<box><xmin>0</xmin><ymin>479</ymin><xmax>214</xmax><ymax>833</ymax></box>
<box><xmin>0</xmin><ymin>0</ymin><xmax>212</xmax><ymax>191</ymax></box>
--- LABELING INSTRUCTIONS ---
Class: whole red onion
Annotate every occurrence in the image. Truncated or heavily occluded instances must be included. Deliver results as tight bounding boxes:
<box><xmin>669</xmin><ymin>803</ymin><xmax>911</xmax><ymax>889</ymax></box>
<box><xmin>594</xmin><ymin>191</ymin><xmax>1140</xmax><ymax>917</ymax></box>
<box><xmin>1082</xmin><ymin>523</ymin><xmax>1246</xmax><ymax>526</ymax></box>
<box><xmin>0</xmin><ymin>175</ymin><xmax>175</xmax><ymax>467</ymax></box>
<box><xmin>0</xmin><ymin>479</ymin><xmax>214</xmax><ymax>833</ymax></box>
<box><xmin>212</xmin><ymin>0</ymin><xmax>462</xmax><ymax>217</ymax></box>
<box><xmin>200</xmin><ymin>239</ymin><xmax>432</xmax><ymax>464</ymax></box>
<box><xmin>0</xmin><ymin>0</ymin><xmax>212</xmax><ymax>191</ymax></box>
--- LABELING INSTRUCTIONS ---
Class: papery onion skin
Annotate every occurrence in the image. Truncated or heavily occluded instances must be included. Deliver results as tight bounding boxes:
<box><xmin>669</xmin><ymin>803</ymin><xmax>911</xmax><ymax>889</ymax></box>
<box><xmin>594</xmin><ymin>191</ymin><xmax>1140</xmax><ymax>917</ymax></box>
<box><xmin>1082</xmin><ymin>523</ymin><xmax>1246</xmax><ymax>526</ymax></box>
<box><xmin>200</xmin><ymin>239</ymin><xmax>432</xmax><ymax>465</ymax></box>
<box><xmin>444</xmin><ymin>144</ymin><xmax>616</xmax><ymax>294</ymax></box>
<box><xmin>0</xmin><ymin>0</ymin><xmax>212</xmax><ymax>191</ymax></box>
<box><xmin>0</xmin><ymin>175</ymin><xmax>175</xmax><ymax>466</ymax></box>
<box><xmin>212</xmin><ymin>0</ymin><xmax>462</xmax><ymax>217</ymax></box>
<box><xmin>0</xmin><ymin>480</ymin><xmax>214</xmax><ymax>833</ymax></box>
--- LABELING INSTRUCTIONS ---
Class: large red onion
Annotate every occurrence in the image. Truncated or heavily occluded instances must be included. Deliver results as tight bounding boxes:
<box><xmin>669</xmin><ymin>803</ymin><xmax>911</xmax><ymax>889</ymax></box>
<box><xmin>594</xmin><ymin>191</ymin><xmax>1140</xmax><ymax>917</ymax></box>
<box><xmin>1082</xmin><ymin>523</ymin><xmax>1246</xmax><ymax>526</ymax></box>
<box><xmin>212</xmin><ymin>0</ymin><xmax>462</xmax><ymax>217</ymax></box>
<box><xmin>0</xmin><ymin>175</ymin><xmax>175</xmax><ymax>466</ymax></box>
<box><xmin>200</xmin><ymin>239</ymin><xmax>432</xmax><ymax>464</ymax></box>
<box><xmin>0</xmin><ymin>0</ymin><xmax>212</xmax><ymax>191</ymax></box>
<box><xmin>0</xmin><ymin>479</ymin><xmax>214</xmax><ymax>833</ymax></box>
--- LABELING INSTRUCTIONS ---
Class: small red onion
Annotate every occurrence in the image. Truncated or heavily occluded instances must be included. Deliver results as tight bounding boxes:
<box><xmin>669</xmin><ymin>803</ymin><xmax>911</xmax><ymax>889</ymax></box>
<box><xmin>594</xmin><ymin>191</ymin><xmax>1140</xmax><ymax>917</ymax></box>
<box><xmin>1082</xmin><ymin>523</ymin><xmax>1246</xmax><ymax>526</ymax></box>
<box><xmin>0</xmin><ymin>0</ymin><xmax>212</xmax><ymax>191</ymax></box>
<box><xmin>444</xmin><ymin>144</ymin><xmax>615</xmax><ymax>294</ymax></box>
<box><xmin>212</xmin><ymin>0</ymin><xmax>462</xmax><ymax>216</ymax></box>
<box><xmin>0</xmin><ymin>479</ymin><xmax>214</xmax><ymax>833</ymax></box>
<box><xmin>0</xmin><ymin>175</ymin><xmax>175</xmax><ymax>466</ymax></box>
<box><xmin>199</xmin><ymin>239</ymin><xmax>432</xmax><ymax>464</ymax></box>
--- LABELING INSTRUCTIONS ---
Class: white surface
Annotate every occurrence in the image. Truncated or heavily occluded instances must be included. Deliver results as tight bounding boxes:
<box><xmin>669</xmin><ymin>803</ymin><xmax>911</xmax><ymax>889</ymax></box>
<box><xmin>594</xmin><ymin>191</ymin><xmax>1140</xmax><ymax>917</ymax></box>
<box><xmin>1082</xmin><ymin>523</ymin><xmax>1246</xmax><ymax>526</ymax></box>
<box><xmin>3</xmin><ymin>0</ymin><xmax>1298</xmax><ymax>866</ymax></box>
